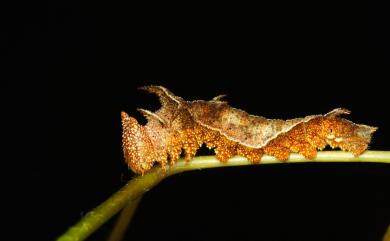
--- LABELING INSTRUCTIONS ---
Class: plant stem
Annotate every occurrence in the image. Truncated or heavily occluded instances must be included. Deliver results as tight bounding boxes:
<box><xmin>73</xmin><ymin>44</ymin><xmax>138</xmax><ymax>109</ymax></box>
<box><xmin>106</xmin><ymin>196</ymin><xmax>143</xmax><ymax>241</ymax></box>
<box><xmin>56</xmin><ymin>151</ymin><xmax>390</xmax><ymax>241</ymax></box>
<box><xmin>57</xmin><ymin>168</ymin><xmax>166</xmax><ymax>241</ymax></box>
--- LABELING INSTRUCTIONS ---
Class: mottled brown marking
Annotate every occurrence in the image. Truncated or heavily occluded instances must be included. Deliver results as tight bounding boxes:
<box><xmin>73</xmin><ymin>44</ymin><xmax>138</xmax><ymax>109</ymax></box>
<box><xmin>121</xmin><ymin>86</ymin><xmax>377</xmax><ymax>174</ymax></box>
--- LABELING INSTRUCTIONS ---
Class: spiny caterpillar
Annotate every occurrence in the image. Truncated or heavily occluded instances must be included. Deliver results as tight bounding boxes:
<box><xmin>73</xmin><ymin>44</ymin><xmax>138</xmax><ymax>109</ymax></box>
<box><xmin>121</xmin><ymin>86</ymin><xmax>377</xmax><ymax>174</ymax></box>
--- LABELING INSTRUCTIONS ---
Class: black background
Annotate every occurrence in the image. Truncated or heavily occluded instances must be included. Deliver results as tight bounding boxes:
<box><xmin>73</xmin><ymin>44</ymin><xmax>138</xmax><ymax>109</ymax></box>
<box><xmin>3</xmin><ymin>2</ymin><xmax>390</xmax><ymax>241</ymax></box>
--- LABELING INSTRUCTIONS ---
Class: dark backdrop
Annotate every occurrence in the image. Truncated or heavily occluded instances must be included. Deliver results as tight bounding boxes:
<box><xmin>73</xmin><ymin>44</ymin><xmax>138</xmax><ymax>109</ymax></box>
<box><xmin>3</xmin><ymin>2</ymin><xmax>390</xmax><ymax>241</ymax></box>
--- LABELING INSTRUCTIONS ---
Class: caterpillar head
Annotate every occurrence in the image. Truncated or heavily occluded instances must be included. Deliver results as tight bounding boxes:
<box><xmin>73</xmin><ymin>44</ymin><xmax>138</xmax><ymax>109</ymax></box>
<box><xmin>121</xmin><ymin>111</ymin><xmax>156</xmax><ymax>174</ymax></box>
<box><xmin>321</xmin><ymin>109</ymin><xmax>377</xmax><ymax>155</ymax></box>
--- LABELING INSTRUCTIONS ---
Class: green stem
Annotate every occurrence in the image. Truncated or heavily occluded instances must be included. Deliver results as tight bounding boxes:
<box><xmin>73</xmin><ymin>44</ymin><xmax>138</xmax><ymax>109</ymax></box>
<box><xmin>56</xmin><ymin>151</ymin><xmax>390</xmax><ymax>241</ymax></box>
<box><xmin>106</xmin><ymin>196</ymin><xmax>143</xmax><ymax>241</ymax></box>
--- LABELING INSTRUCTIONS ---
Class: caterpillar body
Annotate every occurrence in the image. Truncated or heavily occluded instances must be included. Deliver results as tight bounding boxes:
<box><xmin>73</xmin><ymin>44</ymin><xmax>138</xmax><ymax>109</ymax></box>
<box><xmin>121</xmin><ymin>86</ymin><xmax>377</xmax><ymax>174</ymax></box>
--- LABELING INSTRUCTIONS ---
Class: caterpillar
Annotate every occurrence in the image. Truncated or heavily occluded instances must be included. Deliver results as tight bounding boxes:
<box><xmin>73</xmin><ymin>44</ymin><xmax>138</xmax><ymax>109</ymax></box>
<box><xmin>121</xmin><ymin>86</ymin><xmax>377</xmax><ymax>174</ymax></box>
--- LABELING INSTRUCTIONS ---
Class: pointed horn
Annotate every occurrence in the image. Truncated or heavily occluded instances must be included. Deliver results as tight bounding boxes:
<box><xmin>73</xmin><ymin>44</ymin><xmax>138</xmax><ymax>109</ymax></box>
<box><xmin>138</xmin><ymin>85</ymin><xmax>182</xmax><ymax>106</ymax></box>
<box><xmin>137</xmin><ymin>108</ymin><xmax>167</xmax><ymax>125</ymax></box>
<box><xmin>326</xmin><ymin>108</ymin><xmax>351</xmax><ymax>117</ymax></box>
<box><xmin>211</xmin><ymin>94</ymin><xmax>227</xmax><ymax>101</ymax></box>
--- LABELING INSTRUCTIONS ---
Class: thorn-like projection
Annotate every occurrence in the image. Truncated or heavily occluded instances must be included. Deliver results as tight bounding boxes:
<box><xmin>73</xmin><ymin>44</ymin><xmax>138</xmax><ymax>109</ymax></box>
<box><xmin>211</xmin><ymin>94</ymin><xmax>227</xmax><ymax>101</ymax></box>
<box><xmin>325</xmin><ymin>108</ymin><xmax>351</xmax><ymax>117</ymax></box>
<box><xmin>138</xmin><ymin>85</ymin><xmax>183</xmax><ymax>106</ymax></box>
<box><xmin>137</xmin><ymin>108</ymin><xmax>167</xmax><ymax>125</ymax></box>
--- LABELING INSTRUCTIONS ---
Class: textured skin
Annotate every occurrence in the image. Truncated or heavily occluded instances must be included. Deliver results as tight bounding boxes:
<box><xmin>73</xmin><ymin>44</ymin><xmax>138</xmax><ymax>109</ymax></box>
<box><xmin>121</xmin><ymin>86</ymin><xmax>377</xmax><ymax>174</ymax></box>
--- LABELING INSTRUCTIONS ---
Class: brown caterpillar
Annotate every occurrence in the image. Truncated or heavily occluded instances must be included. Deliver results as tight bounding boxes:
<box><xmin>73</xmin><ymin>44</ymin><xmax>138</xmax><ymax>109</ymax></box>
<box><xmin>121</xmin><ymin>86</ymin><xmax>377</xmax><ymax>174</ymax></box>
